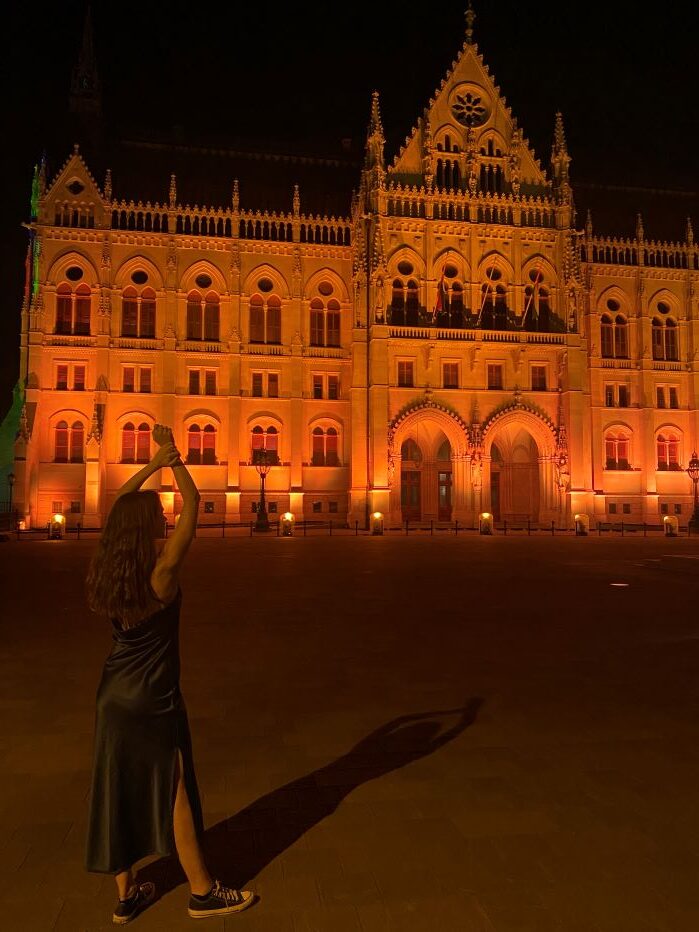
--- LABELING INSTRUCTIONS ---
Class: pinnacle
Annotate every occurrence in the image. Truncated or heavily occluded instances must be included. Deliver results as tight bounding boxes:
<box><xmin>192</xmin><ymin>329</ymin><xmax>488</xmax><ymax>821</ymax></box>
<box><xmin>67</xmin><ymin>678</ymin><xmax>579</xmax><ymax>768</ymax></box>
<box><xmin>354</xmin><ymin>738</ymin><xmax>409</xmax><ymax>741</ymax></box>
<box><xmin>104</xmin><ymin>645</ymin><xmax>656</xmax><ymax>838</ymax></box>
<box><xmin>465</xmin><ymin>2</ymin><xmax>476</xmax><ymax>44</ymax></box>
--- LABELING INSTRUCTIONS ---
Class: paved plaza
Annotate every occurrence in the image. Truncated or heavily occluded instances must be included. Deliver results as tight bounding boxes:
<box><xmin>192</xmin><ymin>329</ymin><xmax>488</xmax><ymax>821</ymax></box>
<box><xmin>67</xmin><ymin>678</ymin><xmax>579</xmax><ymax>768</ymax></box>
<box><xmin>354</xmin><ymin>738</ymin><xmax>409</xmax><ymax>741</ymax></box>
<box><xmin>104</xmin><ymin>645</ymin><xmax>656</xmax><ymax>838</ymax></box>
<box><xmin>1</xmin><ymin>535</ymin><xmax>699</xmax><ymax>931</ymax></box>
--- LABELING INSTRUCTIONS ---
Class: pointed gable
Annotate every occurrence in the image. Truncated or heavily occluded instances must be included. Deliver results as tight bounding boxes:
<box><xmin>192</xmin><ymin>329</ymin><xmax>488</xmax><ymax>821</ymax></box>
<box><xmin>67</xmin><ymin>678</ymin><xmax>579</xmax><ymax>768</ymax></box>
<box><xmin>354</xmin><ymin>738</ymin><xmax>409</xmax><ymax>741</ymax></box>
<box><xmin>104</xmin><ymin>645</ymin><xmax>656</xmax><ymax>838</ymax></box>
<box><xmin>389</xmin><ymin>40</ymin><xmax>547</xmax><ymax>191</ymax></box>
<box><xmin>42</xmin><ymin>146</ymin><xmax>107</xmax><ymax>228</ymax></box>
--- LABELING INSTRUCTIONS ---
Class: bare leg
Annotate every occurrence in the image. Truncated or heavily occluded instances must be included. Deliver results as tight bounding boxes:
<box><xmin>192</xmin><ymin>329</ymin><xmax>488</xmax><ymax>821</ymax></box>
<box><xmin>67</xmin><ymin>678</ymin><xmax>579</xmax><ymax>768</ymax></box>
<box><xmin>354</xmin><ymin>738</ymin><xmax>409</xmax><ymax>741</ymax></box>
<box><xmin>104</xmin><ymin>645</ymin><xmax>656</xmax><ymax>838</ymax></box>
<box><xmin>115</xmin><ymin>868</ymin><xmax>135</xmax><ymax>900</ymax></box>
<box><xmin>173</xmin><ymin>753</ymin><xmax>212</xmax><ymax>896</ymax></box>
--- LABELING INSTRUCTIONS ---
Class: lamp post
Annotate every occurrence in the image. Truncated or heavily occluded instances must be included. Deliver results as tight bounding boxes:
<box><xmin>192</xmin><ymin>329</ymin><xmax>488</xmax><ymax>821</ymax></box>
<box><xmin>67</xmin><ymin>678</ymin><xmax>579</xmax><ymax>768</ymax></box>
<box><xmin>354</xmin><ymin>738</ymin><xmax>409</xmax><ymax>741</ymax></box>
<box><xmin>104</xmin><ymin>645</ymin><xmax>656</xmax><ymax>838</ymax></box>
<box><xmin>254</xmin><ymin>450</ymin><xmax>272</xmax><ymax>532</ymax></box>
<box><xmin>687</xmin><ymin>451</ymin><xmax>699</xmax><ymax>532</ymax></box>
<box><xmin>7</xmin><ymin>472</ymin><xmax>15</xmax><ymax>513</ymax></box>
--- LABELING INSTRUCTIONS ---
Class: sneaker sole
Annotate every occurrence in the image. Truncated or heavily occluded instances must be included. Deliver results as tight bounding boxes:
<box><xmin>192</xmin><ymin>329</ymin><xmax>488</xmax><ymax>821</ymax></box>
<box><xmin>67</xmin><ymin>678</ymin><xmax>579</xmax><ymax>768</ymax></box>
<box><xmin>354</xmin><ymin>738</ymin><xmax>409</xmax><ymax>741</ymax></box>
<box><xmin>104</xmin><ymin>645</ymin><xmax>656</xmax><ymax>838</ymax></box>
<box><xmin>187</xmin><ymin>893</ymin><xmax>255</xmax><ymax>918</ymax></box>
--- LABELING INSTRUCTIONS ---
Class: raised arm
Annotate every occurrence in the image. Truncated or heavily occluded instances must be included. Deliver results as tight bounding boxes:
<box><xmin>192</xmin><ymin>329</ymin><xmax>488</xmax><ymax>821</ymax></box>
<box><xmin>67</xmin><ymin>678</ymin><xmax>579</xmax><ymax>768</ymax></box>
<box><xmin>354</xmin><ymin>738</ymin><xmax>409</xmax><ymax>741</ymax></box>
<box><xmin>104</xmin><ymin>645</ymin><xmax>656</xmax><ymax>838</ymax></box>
<box><xmin>153</xmin><ymin>428</ymin><xmax>200</xmax><ymax>591</ymax></box>
<box><xmin>114</xmin><ymin>439</ymin><xmax>179</xmax><ymax>501</ymax></box>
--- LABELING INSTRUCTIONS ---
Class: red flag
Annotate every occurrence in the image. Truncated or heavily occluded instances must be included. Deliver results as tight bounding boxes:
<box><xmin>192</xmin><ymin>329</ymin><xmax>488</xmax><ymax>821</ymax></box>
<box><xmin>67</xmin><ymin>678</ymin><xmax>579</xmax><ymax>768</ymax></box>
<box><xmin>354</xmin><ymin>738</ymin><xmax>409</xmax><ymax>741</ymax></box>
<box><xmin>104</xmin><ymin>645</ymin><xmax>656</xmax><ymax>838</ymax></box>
<box><xmin>434</xmin><ymin>270</ymin><xmax>446</xmax><ymax>316</ymax></box>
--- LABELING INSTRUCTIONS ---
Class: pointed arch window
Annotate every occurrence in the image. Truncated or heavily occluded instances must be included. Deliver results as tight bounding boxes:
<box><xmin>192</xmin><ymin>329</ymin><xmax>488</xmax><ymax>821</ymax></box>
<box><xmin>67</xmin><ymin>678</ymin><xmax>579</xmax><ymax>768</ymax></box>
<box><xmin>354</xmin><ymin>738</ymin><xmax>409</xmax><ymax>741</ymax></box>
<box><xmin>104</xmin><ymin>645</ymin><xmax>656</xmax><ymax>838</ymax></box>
<box><xmin>614</xmin><ymin>315</ymin><xmax>629</xmax><ymax>358</ymax></box>
<box><xmin>523</xmin><ymin>271</ymin><xmax>553</xmax><ymax>332</ymax></box>
<box><xmin>605</xmin><ymin>430</ymin><xmax>630</xmax><ymax>470</ymax></box>
<box><xmin>250</xmin><ymin>293</ymin><xmax>281</xmax><ymax>344</ymax></box>
<box><xmin>311</xmin><ymin>426</ymin><xmax>339</xmax><ymax>466</ymax></box>
<box><xmin>401</xmin><ymin>439</ymin><xmax>422</xmax><ymax>464</ymax></box>
<box><xmin>187</xmin><ymin>290</ymin><xmax>220</xmax><ymax>342</ymax></box>
<box><xmin>479</xmin><ymin>268</ymin><xmax>508</xmax><ymax>329</ymax></box>
<box><xmin>251</xmin><ymin>425</ymin><xmax>279</xmax><ymax>465</ymax></box>
<box><xmin>657</xmin><ymin>432</ymin><xmax>680</xmax><ymax>470</ymax></box>
<box><xmin>55</xmin><ymin>420</ymin><xmax>69</xmax><ymax>462</ymax></box>
<box><xmin>122</xmin><ymin>286</ymin><xmax>157</xmax><ymax>338</ymax></box>
<box><xmin>56</xmin><ymin>283</ymin><xmax>91</xmax><ymax>335</ymax></box>
<box><xmin>601</xmin><ymin>314</ymin><xmax>614</xmax><ymax>358</ymax></box>
<box><xmin>309</xmin><ymin>297</ymin><xmax>340</xmax><ymax>347</ymax></box>
<box><xmin>389</xmin><ymin>261</ymin><xmax>421</xmax><ymax>325</ymax></box>
<box><xmin>187</xmin><ymin>423</ymin><xmax>218</xmax><ymax>465</ymax></box>
<box><xmin>652</xmin><ymin>317</ymin><xmax>678</xmax><ymax>361</ymax></box>
<box><xmin>54</xmin><ymin>420</ymin><xmax>84</xmax><ymax>463</ymax></box>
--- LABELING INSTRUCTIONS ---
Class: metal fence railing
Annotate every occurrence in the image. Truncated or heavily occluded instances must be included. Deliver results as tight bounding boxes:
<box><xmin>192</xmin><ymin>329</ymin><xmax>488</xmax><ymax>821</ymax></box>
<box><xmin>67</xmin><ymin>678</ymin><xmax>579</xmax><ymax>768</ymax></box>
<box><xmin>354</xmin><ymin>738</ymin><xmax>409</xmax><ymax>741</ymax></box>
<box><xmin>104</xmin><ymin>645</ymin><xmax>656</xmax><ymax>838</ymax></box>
<box><xmin>1</xmin><ymin>517</ymin><xmax>696</xmax><ymax>541</ymax></box>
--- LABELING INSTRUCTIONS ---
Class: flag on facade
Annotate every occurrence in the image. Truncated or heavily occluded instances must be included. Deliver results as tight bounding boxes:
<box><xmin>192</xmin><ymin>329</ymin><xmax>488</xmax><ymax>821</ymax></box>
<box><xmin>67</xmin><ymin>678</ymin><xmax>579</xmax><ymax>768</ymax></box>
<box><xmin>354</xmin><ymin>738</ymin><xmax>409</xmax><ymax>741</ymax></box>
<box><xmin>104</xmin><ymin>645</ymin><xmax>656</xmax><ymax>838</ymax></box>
<box><xmin>433</xmin><ymin>270</ymin><xmax>447</xmax><ymax>320</ymax></box>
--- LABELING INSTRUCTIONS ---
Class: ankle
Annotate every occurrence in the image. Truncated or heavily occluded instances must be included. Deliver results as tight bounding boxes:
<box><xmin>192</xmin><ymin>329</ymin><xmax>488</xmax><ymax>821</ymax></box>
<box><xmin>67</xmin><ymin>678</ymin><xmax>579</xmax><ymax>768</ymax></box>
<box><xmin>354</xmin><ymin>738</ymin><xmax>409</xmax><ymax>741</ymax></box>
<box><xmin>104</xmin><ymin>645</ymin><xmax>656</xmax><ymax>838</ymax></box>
<box><xmin>190</xmin><ymin>878</ymin><xmax>213</xmax><ymax>898</ymax></box>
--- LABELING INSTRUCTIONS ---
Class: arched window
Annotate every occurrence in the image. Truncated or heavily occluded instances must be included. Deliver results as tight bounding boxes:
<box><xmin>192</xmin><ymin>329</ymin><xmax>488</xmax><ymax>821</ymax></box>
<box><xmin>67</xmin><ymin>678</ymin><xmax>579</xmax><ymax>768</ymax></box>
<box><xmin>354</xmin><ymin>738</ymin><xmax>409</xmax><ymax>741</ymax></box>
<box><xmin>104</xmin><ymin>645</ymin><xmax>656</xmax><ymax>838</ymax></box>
<box><xmin>187</xmin><ymin>424</ymin><xmax>218</xmax><ymax>465</ymax></box>
<box><xmin>605</xmin><ymin>431</ymin><xmax>630</xmax><ymax>470</ymax></box>
<box><xmin>56</xmin><ymin>283</ymin><xmax>92</xmax><ymax>335</ymax></box>
<box><xmin>249</xmin><ymin>293</ymin><xmax>281</xmax><ymax>344</ymax></box>
<box><xmin>68</xmin><ymin>421</ymin><xmax>84</xmax><ymax>462</ymax></box>
<box><xmin>136</xmin><ymin>422</ymin><xmax>150</xmax><ymax>463</ymax></box>
<box><xmin>204</xmin><ymin>292</ymin><xmax>220</xmax><ymax>342</ymax></box>
<box><xmin>186</xmin><ymin>291</ymin><xmax>203</xmax><ymax>340</ymax></box>
<box><xmin>55</xmin><ymin>420</ymin><xmax>69</xmax><ymax>461</ymax></box>
<box><xmin>657</xmin><ymin>432</ymin><xmax>680</xmax><ymax>470</ymax></box>
<box><xmin>401</xmin><ymin>439</ymin><xmax>422</xmax><ymax>463</ymax></box>
<box><xmin>614</xmin><ymin>315</ymin><xmax>628</xmax><ymax>358</ymax></box>
<box><xmin>122</xmin><ymin>286</ymin><xmax>157</xmax><ymax>338</ymax></box>
<box><xmin>311</xmin><ymin>426</ymin><xmax>339</xmax><ymax>466</ymax></box>
<box><xmin>480</xmin><ymin>268</ymin><xmax>508</xmax><ymax>329</ymax></box>
<box><xmin>251</xmin><ymin>425</ymin><xmax>279</xmax><ymax>465</ymax></box>
<box><xmin>121</xmin><ymin>422</ymin><xmax>136</xmax><ymax>462</ymax></box>
<box><xmin>665</xmin><ymin>319</ymin><xmax>678</xmax><ymax>360</ymax></box>
<box><xmin>389</xmin><ymin>260</ymin><xmax>421</xmax><ymax>325</ymax></box>
<box><xmin>601</xmin><ymin>314</ymin><xmax>614</xmax><ymax>358</ymax></box>
<box><xmin>406</xmin><ymin>280</ymin><xmax>419</xmax><ymax>325</ymax></box>
<box><xmin>309</xmin><ymin>297</ymin><xmax>340</xmax><ymax>347</ymax></box>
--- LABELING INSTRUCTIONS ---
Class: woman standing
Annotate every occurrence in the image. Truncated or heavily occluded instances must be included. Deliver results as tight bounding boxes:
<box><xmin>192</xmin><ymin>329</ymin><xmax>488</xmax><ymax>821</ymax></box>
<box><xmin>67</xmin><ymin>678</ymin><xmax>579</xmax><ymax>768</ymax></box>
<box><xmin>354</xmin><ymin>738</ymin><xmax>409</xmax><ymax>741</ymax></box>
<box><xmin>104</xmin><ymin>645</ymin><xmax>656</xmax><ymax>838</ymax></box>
<box><xmin>85</xmin><ymin>425</ymin><xmax>255</xmax><ymax>924</ymax></box>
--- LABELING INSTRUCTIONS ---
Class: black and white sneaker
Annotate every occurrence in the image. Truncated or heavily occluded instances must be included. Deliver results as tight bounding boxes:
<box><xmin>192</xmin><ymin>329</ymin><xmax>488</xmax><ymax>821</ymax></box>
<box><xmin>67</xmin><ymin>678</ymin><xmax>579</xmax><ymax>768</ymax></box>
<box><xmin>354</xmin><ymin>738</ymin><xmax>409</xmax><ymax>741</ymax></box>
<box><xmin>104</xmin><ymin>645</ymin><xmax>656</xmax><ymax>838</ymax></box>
<box><xmin>112</xmin><ymin>881</ymin><xmax>156</xmax><ymax>924</ymax></box>
<box><xmin>187</xmin><ymin>879</ymin><xmax>255</xmax><ymax>918</ymax></box>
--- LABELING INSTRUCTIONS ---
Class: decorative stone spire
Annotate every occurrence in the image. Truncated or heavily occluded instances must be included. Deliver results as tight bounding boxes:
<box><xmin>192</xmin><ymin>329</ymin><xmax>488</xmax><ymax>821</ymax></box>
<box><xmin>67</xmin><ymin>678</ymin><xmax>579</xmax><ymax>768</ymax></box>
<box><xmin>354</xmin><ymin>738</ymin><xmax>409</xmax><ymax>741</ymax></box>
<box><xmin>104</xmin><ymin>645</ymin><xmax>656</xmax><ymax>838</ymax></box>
<box><xmin>365</xmin><ymin>91</ymin><xmax>386</xmax><ymax>175</ymax></box>
<box><xmin>87</xmin><ymin>404</ymin><xmax>102</xmax><ymax>443</ymax></box>
<box><xmin>687</xmin><ymin>216</ymin><xmax>694</xmax><ymax>247</ymax></box>
<box><xmin>103</xmin><ymin>168</ymin><xmax>112</xmax><ymax>201</ymax></box>
<box><xmin>550</xmin><ymin>112</ymin><xmax>572</xmax><ymax>205</ymax></box>
<box><xmin>636</xmin><ymin>212</ymin><xmax>645</xmax><ymax>241</ymax></box>
<box><xmin>169</xmin><ymin>173</ymin><xmax>177</xmax><ymax>208</ymax></box>
<box><xmin>293</xmin><ymin>183</ymin><xmax>300</xmax><ymax>217</ymax></box>
<box><xmin>465</xmin><ymin>2</ymin><xmax>476</xmax><ymax>44</ymax></box>
<box><xmin>70</xmin><ymin>3</ymin><xmax>101</xmax><ymax>116</ymax></box>
<box><xmin>585</xmin><ymin>209</ymin><xmax>593</xmax><ymax>238</ymax></box>
<box><xmin>232</xmin><ymin>178</ymin><xmax>239</xmax><ymax>212</ymax></box>
<box><xmin>30</xmin><ymin>164</ymin><xmax>41</xmax><ymax>220</ymax></box>
<box><xmin>421</xmin><ymin>114</ymin><xmax>434</xmax><ymax>189</ymax></box>
<box><xmin>16</xmin><ymin>403</ymin><xmax>30</xmax><ymax>442</ymax></box>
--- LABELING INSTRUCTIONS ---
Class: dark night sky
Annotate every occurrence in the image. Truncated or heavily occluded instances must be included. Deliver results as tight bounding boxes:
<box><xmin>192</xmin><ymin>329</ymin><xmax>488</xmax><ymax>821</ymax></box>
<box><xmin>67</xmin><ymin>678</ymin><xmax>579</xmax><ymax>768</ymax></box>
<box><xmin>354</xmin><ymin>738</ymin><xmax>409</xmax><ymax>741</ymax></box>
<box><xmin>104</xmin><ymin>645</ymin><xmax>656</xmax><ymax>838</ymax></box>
<box><xmin>1</xmin><ymin>0</ymin><xmax>697</xmax><ymax>421</ymax></box>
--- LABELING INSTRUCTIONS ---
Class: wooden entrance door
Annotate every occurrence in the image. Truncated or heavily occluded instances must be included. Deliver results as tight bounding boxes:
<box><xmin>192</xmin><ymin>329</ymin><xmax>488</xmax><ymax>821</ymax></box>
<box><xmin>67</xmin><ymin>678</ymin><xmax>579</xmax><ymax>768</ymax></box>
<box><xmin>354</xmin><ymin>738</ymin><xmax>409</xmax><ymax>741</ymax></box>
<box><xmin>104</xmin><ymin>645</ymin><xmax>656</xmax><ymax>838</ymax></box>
<box><xmin>401</xmin><ymin>470</ymin><xmax>421</xmax><ymax>521</ymax></box>
<box><xmin>438</xmin><ymin>471</ymin><xmax>452</xmax><ymax>520</ymax></box>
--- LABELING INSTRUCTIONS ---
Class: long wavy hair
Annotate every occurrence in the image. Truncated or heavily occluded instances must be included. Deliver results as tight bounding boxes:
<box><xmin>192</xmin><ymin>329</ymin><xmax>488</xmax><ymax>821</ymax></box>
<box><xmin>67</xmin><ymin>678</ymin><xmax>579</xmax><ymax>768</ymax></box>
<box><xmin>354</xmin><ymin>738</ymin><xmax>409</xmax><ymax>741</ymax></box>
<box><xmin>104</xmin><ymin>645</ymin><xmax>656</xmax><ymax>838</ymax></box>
<box><xmin>86</xmin><ymin>490</ymin><xmax>164</xmax><ymax>627</ymax></box>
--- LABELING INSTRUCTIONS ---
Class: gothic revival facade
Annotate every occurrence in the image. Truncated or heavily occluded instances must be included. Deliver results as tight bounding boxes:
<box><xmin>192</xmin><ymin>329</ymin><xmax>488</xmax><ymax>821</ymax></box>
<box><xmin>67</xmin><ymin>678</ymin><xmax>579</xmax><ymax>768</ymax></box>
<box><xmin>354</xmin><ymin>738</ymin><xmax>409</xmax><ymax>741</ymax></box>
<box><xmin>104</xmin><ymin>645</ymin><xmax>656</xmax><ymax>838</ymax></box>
<box><xmin>12</xmin><ymin>16</ymin><xmax>699</xmax><ymax>529</ymax></box>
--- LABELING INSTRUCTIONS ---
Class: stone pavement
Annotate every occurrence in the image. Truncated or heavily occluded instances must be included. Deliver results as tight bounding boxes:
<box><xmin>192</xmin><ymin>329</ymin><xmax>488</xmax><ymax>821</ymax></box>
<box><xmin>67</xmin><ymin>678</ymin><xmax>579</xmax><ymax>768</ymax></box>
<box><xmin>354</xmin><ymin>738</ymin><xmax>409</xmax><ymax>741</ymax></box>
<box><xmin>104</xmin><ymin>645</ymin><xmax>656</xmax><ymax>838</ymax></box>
<box><xmin>1</xmin><ymin>535</ymin><xmax>699</xmax><ymax>931</ymax></box>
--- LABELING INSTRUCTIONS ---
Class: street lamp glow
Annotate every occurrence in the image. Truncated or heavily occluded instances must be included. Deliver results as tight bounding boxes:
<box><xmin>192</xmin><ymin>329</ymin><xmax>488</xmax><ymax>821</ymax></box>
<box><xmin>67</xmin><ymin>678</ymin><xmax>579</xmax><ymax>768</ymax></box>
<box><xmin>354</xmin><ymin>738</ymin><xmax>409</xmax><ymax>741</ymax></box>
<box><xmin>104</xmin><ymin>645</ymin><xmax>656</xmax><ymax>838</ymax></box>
<box><xmin>52</xmin><ymin>513</ymin><xmax>65</xmax><ymax>524</ymax></box>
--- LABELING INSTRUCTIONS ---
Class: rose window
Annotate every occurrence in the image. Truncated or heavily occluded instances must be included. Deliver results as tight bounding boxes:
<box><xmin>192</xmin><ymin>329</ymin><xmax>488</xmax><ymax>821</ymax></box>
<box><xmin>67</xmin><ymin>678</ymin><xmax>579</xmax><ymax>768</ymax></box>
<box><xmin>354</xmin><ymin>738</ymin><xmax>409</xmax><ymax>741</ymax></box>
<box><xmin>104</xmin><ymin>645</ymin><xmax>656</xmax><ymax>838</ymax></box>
<box><xmin>451</xmin><ymin>91</ymin><xmax>488</xmax><ymax>127</ymax></box>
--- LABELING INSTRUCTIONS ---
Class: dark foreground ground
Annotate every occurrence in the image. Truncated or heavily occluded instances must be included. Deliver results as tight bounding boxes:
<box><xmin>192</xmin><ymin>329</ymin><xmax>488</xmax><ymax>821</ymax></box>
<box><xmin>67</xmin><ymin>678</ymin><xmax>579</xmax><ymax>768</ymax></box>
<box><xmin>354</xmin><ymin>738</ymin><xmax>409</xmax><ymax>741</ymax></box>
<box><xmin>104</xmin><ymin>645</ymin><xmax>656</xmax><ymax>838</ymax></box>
<box><xmin>1</xmin><ymin>535</ymin><xmax>698</xmax><ymax>932</ymax></box>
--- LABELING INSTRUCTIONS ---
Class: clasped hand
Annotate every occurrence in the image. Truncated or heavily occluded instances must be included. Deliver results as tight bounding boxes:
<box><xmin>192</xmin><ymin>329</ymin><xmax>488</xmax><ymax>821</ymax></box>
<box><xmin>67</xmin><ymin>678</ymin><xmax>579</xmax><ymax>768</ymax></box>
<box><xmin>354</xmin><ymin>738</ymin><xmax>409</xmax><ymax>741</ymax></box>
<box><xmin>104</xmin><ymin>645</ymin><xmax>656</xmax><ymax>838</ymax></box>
<box><xmin>151</xmin><ymin>425</ymin><xmax>181</xmax><ymax>468</ymax></box>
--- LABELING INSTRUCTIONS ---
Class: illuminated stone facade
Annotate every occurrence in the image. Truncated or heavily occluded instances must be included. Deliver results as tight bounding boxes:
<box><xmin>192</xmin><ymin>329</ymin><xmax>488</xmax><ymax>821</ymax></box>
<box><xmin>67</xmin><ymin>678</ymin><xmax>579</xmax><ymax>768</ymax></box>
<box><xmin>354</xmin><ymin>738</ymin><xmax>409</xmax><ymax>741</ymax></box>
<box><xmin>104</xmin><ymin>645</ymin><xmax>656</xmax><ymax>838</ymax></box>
<box><xmin>12</xmin><ymin>24</ymin><xmax>699</xmax><ymax>529</ymax></box>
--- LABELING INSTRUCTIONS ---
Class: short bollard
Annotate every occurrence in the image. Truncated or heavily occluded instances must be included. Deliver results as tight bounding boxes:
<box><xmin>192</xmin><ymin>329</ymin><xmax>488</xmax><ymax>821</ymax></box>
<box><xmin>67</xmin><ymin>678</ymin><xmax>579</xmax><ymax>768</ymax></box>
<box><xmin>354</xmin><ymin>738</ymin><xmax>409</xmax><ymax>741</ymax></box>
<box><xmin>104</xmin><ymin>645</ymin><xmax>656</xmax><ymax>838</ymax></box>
<box><xmin>355</xmin><ymin>520</ymin><xmax>359</xmax><ymax>536</ymax></box>
<box><xmin>479</xmin><ymin>512</ymin><xmax>493</xmax><ymax>535</ymax></box>
<box><xmin>574</xmin><ymin>513</ymin><xmax>589</xmax><ymax>536</ymax></box>
<box><xmin>663</xmin><ymin>515</ymin><xmax>679</xmax><ymax>537</ymax></box>
<box><xmin>49</xmin><ymin>513</ymin><xmax>65</xmax><ymax>540</ymax></box>
<box><xmin>371</xmin><ymin>512</ymin><xmax>384</xmax><ymax>535</ymax></box>
<box><xmin>281</xmin><ymin>512</ymin><xmax>295</xmax><ymax>536</ymax></box>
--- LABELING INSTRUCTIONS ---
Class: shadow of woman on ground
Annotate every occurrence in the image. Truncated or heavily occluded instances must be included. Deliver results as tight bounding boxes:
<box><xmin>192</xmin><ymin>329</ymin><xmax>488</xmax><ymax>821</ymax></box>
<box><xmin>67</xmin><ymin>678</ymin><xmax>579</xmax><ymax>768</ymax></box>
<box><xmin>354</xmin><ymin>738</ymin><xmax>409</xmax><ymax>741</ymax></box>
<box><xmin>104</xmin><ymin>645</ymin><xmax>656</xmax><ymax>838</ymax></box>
<box><xmin>141</xmin><ymin>699</ymin><xmax>483</xmax><ymax>895</ymax></box>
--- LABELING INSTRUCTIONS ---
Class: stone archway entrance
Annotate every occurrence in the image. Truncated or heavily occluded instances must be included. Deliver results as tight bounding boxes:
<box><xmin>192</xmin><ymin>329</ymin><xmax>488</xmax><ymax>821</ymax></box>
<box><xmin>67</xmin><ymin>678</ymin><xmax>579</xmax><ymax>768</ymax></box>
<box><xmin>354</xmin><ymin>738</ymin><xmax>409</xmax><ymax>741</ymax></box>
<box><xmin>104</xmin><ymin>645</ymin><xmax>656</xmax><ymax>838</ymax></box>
<box><xmin>390</xmin><ymin>407</ymin><xmax>468</xmax><ymax>526</ymax></box>
<box><xmin>488</xmin><ymin>426</ymin><xmax>541</xmax><ymax>523</ymax></box>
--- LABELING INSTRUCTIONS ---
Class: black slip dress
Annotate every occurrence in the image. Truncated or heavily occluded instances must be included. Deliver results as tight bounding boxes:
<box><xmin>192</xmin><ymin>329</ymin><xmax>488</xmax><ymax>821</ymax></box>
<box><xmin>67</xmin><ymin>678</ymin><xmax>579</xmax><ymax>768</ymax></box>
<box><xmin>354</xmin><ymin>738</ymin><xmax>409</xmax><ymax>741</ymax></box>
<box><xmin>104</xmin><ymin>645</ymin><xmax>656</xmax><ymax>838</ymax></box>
<box><xmin>85</xmin><ymin>588</ymin><xmax>204</xmax><ymax>873</ymax></box>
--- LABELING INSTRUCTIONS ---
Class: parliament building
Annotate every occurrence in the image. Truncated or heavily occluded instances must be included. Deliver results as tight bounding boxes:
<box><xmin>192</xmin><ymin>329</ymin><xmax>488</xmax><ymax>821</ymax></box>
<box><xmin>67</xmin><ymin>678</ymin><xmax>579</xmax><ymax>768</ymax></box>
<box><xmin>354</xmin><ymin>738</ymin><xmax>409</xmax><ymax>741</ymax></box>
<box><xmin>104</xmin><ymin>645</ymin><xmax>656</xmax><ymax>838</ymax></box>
<box><xmin>11</xmin><ymin>10</ymin><xmax>699</xmax><ymax>529</ymax></box>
